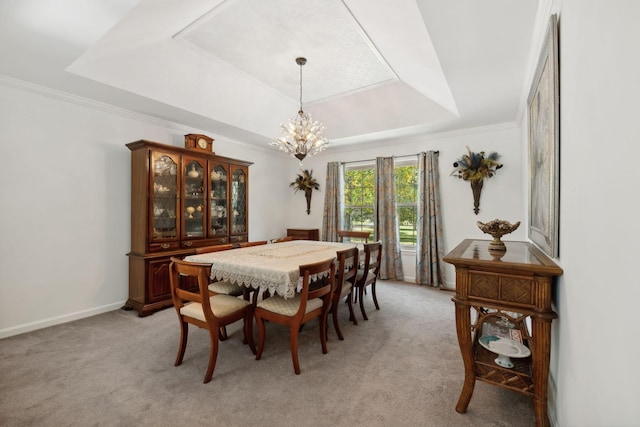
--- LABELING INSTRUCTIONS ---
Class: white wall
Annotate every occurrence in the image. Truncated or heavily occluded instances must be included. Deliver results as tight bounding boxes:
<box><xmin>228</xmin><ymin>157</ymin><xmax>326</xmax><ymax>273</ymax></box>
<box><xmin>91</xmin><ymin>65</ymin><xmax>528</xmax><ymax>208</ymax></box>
<box><xmin>0</xmin><ymin>80</ymin><xmax>291</xmax><ymax>338</ymax></box>
<box><xmin>291</xmin><ymin>123</ymin><xmax>526</xmax><ymax>286</ymax></box>
<box><xmin>547</xmin><ymin>1</ymin><xmax>640</xmax><ymax>425</ymax></box>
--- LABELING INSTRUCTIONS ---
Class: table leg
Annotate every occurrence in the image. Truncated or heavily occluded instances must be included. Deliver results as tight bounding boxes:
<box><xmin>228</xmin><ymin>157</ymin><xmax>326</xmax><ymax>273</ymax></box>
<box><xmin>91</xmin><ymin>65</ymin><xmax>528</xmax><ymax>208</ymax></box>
<box><xmin>454</xmin><ymin>301</ymin><xmax>476</xmax><ymax>413</ymax></box>
<box><xmin>531</xmin><ymin>316</ymin><xmax>552</xmax><ymax>427</ymax></box>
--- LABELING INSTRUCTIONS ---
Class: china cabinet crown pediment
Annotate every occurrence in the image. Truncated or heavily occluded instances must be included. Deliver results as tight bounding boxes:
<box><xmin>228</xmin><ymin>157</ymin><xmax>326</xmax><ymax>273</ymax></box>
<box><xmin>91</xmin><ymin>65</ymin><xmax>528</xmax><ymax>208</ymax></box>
<box><xmin>126</xmin><ymin>140</ymin><xmax>251</xmax><ymax>316</ymax></box>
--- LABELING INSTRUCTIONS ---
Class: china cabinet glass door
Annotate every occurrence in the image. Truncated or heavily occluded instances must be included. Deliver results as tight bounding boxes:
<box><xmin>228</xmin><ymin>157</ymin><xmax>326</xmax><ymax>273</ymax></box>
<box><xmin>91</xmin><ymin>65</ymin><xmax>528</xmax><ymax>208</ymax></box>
<box><xmin>230</xmin><ymin>165</ymin><xmax>247</xmax><ymax>235</ymax></box>
<box><xmin>208</xmin><ymin>162</ymin><xmax>228</xmax><ymax>237</ymax></box>
<box><xmin>182</xmin><ymin>158</ymin><xmax>206</xmax><ymax>239</ymax></box>
<box><xmin>150</xmin><ymin>152</ymin><xmax>178</xmax><ymax>242</ymax></box>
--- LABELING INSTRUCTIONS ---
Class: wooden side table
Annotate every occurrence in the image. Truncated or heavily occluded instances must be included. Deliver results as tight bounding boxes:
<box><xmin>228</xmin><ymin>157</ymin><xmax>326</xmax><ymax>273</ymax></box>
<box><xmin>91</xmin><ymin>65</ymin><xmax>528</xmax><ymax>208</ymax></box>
<box><xmin>286</xmin><ymin>228</ymin><xmax>319</xmax><ymax>241</ymax></box>
<box><xmin>443</xmin><ymin>239</ymin><xmax>563</xmax><ymax>427</ymax></box>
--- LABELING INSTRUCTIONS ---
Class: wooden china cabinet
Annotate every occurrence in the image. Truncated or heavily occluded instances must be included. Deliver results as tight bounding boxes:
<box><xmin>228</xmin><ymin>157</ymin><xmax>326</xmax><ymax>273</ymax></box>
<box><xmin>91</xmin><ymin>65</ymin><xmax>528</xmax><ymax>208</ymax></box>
<box><xmin>126</xmin><ymin>139</ymin><xmax>251</xmax><ymax>316</ymax></box>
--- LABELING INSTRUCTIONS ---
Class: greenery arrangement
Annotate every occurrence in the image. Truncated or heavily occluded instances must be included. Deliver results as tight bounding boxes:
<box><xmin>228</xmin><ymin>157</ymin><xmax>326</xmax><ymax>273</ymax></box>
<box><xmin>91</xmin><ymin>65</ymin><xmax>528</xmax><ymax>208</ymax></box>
<box><xmin>290</xmin><ymin>169</ymin><xmax>319</xmax><ymax>214</ymax></box>
<box><xmin>451</xmin><ymin>146</ymin><xmax>502</xmax><ymax>182</ymax></box>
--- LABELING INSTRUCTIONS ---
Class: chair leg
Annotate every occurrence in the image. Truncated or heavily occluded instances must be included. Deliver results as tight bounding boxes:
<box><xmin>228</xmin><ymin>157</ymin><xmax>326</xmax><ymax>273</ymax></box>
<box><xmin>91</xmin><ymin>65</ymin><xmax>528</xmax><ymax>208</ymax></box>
<box><xmin>219</xmin><ymin>326</ymin><xmax>228</xmax><ymax>341</ymax></box>
<box><xmin>319</xmin><ymin>310</ymin><xmax>329</xmax><ymax>354</ymax></box>
<box><xmin>346</xmin><ymin>291</ymin><xmax>357</xmax><ymax>325</ymax></box>
<box><xmin>359</xmin><ymin>286</ymin><xmax>369</xmax><ymax>321</ymax></box>
<box><xmin>289</xmin><ymin>324</ymin><xmax>301</xmax><ymax>375</ymax></box>
<box><xmin>255</xmin><ymin>315</ymin><xmax>266</xmax><ymax>360</ymax></box>
<box><xmin>204</xmin><ymin>328</ymin><xmax>220</xmax><ymax>383</ymax></box>
<box><xmin>175</xmin><ymin>320</ymin><xmax>189</xmax><ymax>366</ymax></box>
<box><xmin>332</xmin><ymin>297</ymin><xmax>344</xmax><ymax>340</ymax></box>
<box><xmin>371</xmin><ymin>281</ymin><xmax>380</xmax><ymax>310</ymax></box>
<box><xmin>243</xmin><ymin>310</ymin><xmax>257</xmax><ymax>355</ymax></box>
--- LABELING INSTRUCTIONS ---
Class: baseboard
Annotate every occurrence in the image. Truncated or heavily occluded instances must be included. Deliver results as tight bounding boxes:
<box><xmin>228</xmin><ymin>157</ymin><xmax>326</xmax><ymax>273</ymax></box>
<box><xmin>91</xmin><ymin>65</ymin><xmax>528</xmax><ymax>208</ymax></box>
<box><xmin>547</xmin><ymin>374</ymin><xmax>558</xmax><ymax>427</ymax></box>
<box><xmin>0</xmin><ymin>301</ymin><xmax>127</xmax><ymax>339</ymax></box>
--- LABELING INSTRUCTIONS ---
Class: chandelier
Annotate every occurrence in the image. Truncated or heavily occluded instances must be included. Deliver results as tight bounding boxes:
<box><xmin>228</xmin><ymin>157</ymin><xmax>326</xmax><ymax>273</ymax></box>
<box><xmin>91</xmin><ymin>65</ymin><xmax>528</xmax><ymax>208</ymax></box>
<box><xmin>270</xmin><ymin>57</ymin><xmax>329</xmax><ymax>162</ymax></box>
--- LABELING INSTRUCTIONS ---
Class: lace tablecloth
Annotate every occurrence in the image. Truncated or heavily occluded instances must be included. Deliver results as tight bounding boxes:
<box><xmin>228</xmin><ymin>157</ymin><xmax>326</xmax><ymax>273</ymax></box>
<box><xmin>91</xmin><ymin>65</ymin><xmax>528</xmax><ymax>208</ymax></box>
<box><xmin>184</xmin><ymin>240</ymin><xmax>355</xmax><ymax>298</ymax></box>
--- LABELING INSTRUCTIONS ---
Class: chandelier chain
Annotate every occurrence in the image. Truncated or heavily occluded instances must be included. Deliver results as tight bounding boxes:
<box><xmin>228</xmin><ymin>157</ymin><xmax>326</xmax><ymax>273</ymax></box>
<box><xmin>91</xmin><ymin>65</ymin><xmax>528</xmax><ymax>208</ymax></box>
<box><xmin>299</xmin><ymin>61</ymin><xmax>303</xmax><ymax>113</ymax></box>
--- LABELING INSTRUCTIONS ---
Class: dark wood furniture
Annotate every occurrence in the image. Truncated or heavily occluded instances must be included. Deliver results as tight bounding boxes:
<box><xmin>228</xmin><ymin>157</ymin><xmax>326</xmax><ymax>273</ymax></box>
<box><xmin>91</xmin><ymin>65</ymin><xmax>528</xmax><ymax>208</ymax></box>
<box><xmin>443</xmin><ymin>239</ymin><xmax>563</xmax><ymax>427</ymax></box>
<box><xmin>168</xmin><ymin>257</ymin><xmax>255</xmax><ymax>383</ymax></box>
<box><xmin>286</xmin><ymin>228</ymin><xmax>319</xmax><ymax>241</ymax></box>
<box><xmin>338</xmin><ymin>230</ymin><xmax>370</xmax><ymax>243</ymax></box>
<box><xmin>353</xmin><ymin>242</ymin><xmax>382</xmax><ymax>321</ymax></box>
<box><xmin>126</xmin><ymin>140</ymin><xmax>251</xmax><ymax>316</ymax></box>
<box><xmin>331</xmin><ymin>246</ymin><xmax>358</xmax><ymax>340</ymax></box>
<box><xmin>255</xmin><ymin>258</ymin><xmax>335</xmax><ymax>375</ymax></box>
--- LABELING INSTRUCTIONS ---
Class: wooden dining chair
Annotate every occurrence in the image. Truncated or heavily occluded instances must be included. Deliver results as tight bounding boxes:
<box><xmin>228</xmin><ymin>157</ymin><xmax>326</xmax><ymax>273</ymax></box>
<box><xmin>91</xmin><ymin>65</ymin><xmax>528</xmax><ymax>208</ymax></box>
<box><xmin>337</xmin><ymin>230</ymin><xmax>370</xmax><ymax>243</ymax></box>
<box><xmin>353</xmin><ymin>242</ymin><xmax>382</xmax><ymax>321</ymax></box>
<box><xmin>193</xmin><ymin>244</ymin><xmax>244</xmax><ymax>297</ymax></box>
<box><xmin>331</xmin><ymin>246</ymin><xmax>359</xmax><ymax>339</ymax></box>
<box><xmin>193</xmin><ymin>243</ymin><xmax>234</xmax><ymax>254</ymax></box>
<box><xmin>254</xmin><ymin>258</ymin><xmax>336</xmax><ymax>374</ymax></box>
<box><xmin>239</xmin><ymin>240</ymin><xmax>269</xmax><ymax>248</ymax></box>
<box><xmin>194</xmin><ymin>243</ymin><xmax>263</xmax><ymax>338</ymax></box>
<box><xmin>168</xmin><ymin>257</ymin><xmax>256</xmax><ymax>383</ymax></box>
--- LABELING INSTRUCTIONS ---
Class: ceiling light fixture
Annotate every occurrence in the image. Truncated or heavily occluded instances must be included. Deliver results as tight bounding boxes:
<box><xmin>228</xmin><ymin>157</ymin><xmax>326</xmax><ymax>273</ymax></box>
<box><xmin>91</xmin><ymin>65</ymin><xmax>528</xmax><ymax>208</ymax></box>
<box><xmin>271</xmin><ymin>57</ymin><xmax>329</xmax><ymax>162</ymax></box>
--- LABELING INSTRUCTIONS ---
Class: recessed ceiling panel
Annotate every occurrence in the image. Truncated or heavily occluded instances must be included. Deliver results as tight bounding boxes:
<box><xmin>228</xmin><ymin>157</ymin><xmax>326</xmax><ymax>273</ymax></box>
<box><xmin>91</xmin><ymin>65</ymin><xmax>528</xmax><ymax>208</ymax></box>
<box><xmin>175</xmin><ymin>0</ymin><xmax>397</xmax><ymax>103</ymax></box>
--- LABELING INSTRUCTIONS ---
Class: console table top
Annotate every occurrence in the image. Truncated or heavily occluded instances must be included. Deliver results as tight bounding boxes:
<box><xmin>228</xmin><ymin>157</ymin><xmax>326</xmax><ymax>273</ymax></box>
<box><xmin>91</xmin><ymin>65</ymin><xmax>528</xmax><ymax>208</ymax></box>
<box><xmin>444</xmin><ymin>239</ymin><xmax>563</xmax><ymax>277</ymax></box>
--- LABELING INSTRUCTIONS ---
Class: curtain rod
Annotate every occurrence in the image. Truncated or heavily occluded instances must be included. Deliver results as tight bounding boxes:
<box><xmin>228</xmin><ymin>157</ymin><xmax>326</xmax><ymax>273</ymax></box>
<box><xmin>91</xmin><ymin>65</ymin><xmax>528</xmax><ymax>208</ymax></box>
<box><xmin>341</xmin><ymin>151</ymin><xmax>439</xmax><ymax>165</ymax></box>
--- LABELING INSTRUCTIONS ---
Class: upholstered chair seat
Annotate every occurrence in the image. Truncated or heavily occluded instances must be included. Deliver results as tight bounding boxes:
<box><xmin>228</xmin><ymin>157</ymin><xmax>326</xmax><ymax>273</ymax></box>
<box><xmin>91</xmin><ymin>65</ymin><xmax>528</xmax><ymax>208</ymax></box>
<box><xmin>208</xmin><ymin>280</ymin><xmax>244</xmax><ymax>296</ymax></box>
<box><xmin>180</xmin><ymin>294</ymin><xmax>251</xmax><ymax>322</ymax></box>
<box><xmin>257</xmin><ymin>294</ymin><xmax>323</xmax><ymax>316</ymax></box>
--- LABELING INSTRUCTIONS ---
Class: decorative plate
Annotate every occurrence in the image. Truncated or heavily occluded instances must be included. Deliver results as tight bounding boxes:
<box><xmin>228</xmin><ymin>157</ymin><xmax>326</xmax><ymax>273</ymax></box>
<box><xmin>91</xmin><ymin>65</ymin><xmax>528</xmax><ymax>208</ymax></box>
<box><xmin>479</xmin><ymin>335</ymin><xmax>530</xmax><ymax>358</ymax></box>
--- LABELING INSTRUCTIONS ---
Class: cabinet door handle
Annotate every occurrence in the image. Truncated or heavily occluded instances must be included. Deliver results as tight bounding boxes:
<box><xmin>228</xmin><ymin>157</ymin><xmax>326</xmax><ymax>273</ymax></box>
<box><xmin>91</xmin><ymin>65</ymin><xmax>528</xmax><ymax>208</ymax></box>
<box><xmin>161</xmin><ymin>243</ymin><xmax>170</xmax><ymax>249</ymax></box>
<box><xmin>184</xmin><ymin>241</ymin><xmax>192</xmax><ymax>247</ymax></box>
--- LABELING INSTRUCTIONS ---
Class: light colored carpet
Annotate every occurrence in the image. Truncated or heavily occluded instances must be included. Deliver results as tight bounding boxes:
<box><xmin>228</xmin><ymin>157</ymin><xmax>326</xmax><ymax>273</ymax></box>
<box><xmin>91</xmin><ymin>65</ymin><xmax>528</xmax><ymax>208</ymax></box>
<box><xmin>0</xmin><ymin>281</ymin><xmax>535</xmax><ymax>426</ymax></box>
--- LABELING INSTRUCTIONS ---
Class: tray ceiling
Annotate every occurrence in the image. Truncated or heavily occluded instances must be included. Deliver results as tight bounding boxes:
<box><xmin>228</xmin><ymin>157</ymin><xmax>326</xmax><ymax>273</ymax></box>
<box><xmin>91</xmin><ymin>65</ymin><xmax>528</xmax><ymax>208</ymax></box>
<box><xmin>0</xmin><ymin>0</ymin><xmax>540</xmax><ymax>148</ymax></box>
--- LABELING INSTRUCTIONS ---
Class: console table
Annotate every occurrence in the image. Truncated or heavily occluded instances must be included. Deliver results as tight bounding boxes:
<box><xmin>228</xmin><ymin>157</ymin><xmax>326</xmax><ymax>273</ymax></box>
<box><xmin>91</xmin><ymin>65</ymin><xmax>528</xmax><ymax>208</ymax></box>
<box><xmin>443</xmin><ymin>239</ymin><xmax>563</xmax><ymax>427</ymax></box>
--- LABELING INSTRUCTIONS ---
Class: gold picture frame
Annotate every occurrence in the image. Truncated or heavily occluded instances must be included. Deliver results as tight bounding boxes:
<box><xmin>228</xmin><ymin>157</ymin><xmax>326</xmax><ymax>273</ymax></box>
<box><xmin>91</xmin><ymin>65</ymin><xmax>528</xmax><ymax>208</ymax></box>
<box><xmin>528</xmin><ymin>14</ymin><xmax>559</xmax><ymax>257</ymax></box>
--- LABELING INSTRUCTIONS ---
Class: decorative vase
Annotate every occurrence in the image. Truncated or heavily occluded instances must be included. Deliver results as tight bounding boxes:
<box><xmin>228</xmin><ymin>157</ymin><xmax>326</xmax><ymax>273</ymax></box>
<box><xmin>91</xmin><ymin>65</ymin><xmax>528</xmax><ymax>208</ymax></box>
<box><xmin>476</xmin><ymin>219</ymin><xmax>521</xmax><ymax>252</ymax></box>
<box><xmin>187</xmin><ymin>164</ymin><xmax>199</xmax><ymax>178</ymax></box>
<box><xmin>470</xmin><ymin>179</ymin><xmax>483</xmax><ymax>215</ymax></box>
<box><xmin>186</xmin><ymin>206</ymin><xmax>195</xmax><ymax>218</ymax></box>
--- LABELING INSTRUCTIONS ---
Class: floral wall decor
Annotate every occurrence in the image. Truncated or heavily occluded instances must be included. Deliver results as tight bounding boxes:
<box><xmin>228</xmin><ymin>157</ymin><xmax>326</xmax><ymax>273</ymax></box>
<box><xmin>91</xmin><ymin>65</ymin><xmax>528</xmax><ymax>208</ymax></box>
<box><xmin>290</xmin><ymin>169</ymin><xmax>319</xmax><ymax>214</ymax></box>
<box><xmin>451</xmin><ymin>147</ymin><xmax>502</xmax><ymax>214</ymax></box>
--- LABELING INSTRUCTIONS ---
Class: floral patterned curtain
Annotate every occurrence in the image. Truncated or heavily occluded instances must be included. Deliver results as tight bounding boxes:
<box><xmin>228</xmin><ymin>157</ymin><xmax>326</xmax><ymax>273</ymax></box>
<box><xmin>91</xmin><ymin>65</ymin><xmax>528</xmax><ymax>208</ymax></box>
<box><xmin>375</xmin><ymin>157</ymin><xmax>404</xmax><ymax>280</ymax></box>
<box><xmin>321</xmin><ymin>162</ymin><xmax>343</xmax><ymax>242</ymax></box>
<box><xmin>416</xmin><ymin>151</ymin><xmax>446</xmax><ymax>287</ymax></box>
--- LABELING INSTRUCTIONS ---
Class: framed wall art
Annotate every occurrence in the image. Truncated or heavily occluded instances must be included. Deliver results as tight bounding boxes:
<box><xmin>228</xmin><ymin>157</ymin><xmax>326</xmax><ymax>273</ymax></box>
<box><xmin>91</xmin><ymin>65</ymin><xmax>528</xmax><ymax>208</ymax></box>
<box><xmin>528</xmin><ymin>14</ymin><xmax>559</xmax><ymax>258</ymax></box>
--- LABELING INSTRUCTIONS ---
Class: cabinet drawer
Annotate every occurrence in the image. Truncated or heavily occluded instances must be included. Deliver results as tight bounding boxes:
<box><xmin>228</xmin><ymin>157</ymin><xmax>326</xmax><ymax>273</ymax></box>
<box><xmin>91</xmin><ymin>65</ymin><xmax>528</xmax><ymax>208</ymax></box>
<box><xmin>469</xmin><ymin>272</ymin><xmax>534</xmax><ymax>307</ymax></box>
<box><xmin>229</xmin><ymin>235</ymin><xmax>248</xmax><ymax>243</ymax></box>
<box><xmin>198</xmin><ymin>237</ymin><xmax>229</xmax><ymax>246</ymax></box>
<box><xmin>149</xmin><ymin>241</ymin><xmax>180</xmax><ymax>252</ymax></box>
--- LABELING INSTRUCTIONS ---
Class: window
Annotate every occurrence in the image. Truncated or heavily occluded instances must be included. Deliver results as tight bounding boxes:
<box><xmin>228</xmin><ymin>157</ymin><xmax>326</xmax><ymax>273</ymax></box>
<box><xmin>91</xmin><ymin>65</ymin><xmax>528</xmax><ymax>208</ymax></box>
<box><xmin>343</xmin><ymin>160</ymin><xmax>418</xmax><ymax>247</ymax></box>
<box><xmin>395</xmin><ymin>162</ymin><xmax>418</xmax><ymax>247</ymax></box>
<box><xmin>344</xmin><ymin>165</ymin><xmax>374</xmax><ymax>243</ymax></box>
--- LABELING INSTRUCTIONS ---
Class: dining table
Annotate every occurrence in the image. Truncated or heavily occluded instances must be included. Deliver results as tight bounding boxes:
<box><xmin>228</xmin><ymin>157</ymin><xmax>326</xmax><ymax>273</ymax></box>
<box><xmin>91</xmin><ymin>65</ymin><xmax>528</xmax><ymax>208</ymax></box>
<box><xmin>184</xmin><ymin>240</ymin><xmax>355</xmax><ymax>299</ymax></box>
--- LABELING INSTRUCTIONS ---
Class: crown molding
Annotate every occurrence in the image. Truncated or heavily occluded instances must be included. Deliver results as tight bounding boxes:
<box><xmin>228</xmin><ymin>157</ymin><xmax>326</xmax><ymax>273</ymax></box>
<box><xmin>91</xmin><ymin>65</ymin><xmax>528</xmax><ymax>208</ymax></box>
<box><xmin>325</xmin><ymin>121</ymin><xmax>520</xmax><ymax>156</ymax></box>
<box><xmin>0</xmin><ymin>73</ymin><xmax>279</xmax><ymax>155</ymax></box>
<box><xmin>0</xmin><ymin>74</ymin><xmax>195</xmax><ymax>131</ymax></box>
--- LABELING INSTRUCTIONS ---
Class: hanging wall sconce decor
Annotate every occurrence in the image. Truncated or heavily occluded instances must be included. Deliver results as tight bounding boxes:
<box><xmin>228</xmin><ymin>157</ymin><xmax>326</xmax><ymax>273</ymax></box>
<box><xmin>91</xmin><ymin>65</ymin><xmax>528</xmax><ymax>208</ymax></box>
<box><xmin>451</xmin><ymin>147</ymin><xmax>502</xmax><ymax>214</ymax></box>
<box><xmin>290</xmin><ymin>169</ymin><xmax>319</xmax><ymax>214</ymax></box>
